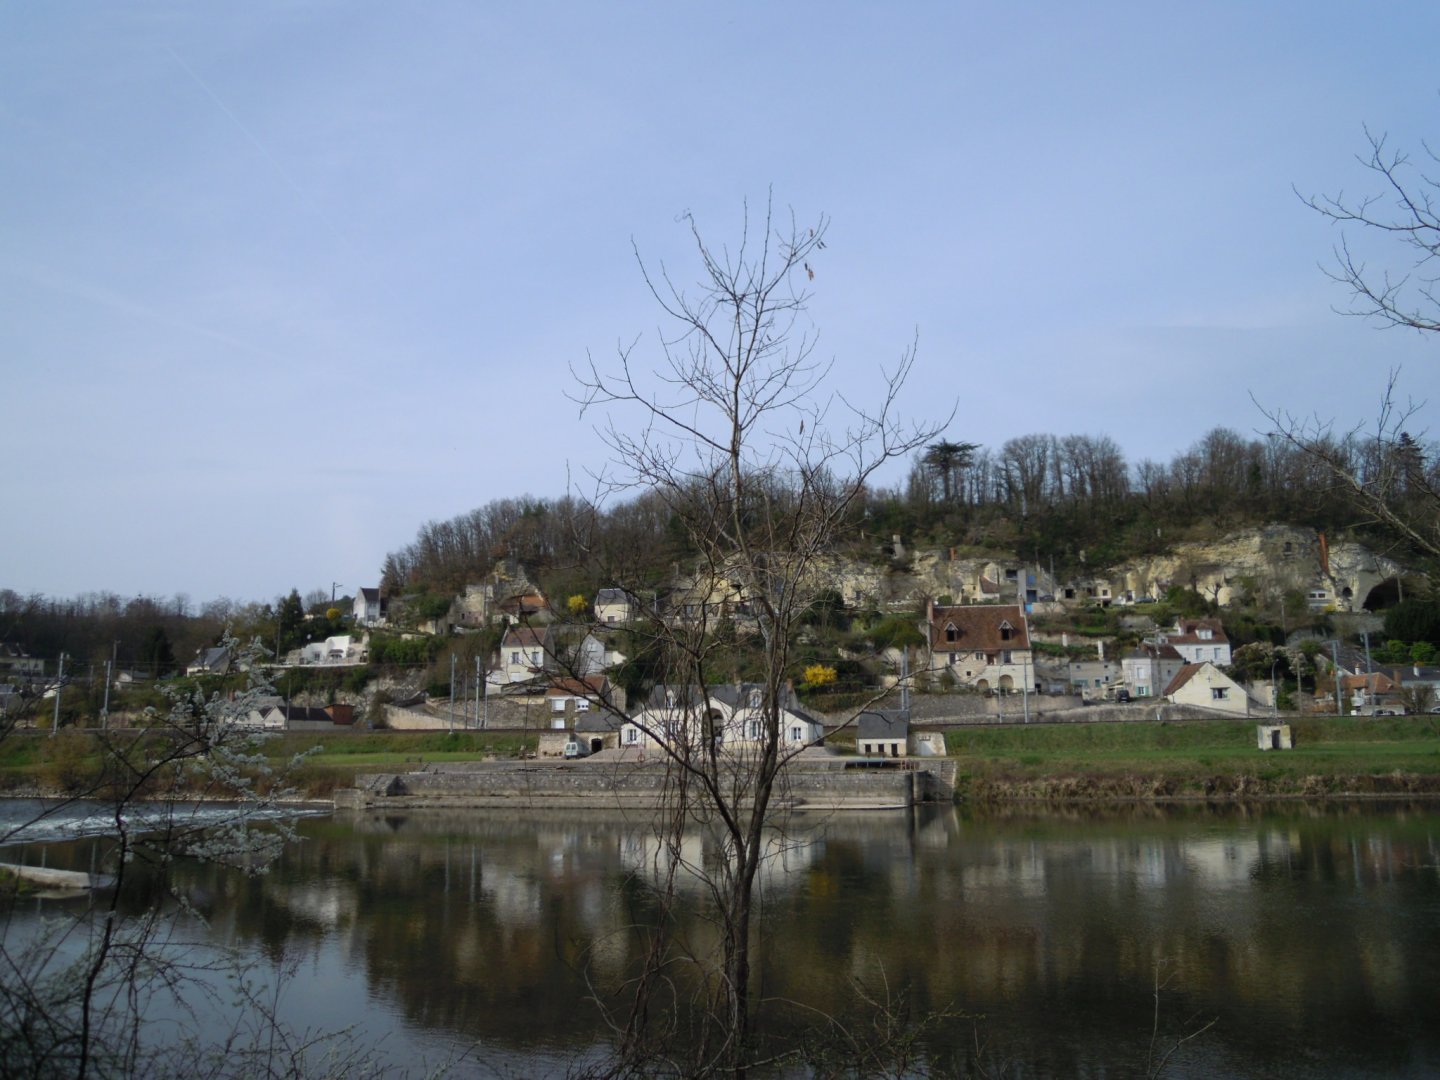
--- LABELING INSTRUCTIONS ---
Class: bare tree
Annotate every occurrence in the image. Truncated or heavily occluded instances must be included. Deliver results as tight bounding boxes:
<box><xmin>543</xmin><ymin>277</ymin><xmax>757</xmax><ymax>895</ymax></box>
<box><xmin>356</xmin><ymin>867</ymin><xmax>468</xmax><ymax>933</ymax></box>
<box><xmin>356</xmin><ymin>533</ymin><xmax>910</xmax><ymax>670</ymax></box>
<box><xmin>1300</xmin><ymin>125</ymin><xmax>1440</xmax><ymax>333</ymax></box>
<box><xmin>1258</xmin><ymin>377</ymin><xmax>1440</xmax><ymax>567</ymax></box>
<box><xmin>571</xmin><ymin>196</ymin><xmax>943</xmax><ymax>1075</ymax></box>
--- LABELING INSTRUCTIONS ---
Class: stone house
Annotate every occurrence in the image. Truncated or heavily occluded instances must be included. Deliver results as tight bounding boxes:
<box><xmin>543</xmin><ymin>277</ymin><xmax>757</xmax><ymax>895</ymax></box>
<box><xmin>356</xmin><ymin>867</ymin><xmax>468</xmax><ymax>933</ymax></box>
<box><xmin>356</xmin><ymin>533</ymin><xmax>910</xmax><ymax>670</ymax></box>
<box><xmin>923</xmin><ymin>600</ymin><xmax>1035</xmax><ymax>693</ymax></box>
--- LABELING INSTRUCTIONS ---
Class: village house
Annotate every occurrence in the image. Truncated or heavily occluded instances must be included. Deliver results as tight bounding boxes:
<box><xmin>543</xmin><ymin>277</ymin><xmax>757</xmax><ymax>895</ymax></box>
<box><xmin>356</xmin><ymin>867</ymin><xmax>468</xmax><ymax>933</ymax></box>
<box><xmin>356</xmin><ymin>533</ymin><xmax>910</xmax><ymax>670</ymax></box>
<box><xmin>352</xmin><ymin>587</ymin><xmax>385</xmax><ymax>627</ymax></box>
<box><xmin>1068</xmin><ymin>655</ymin><xmax>1122</xmax><ymax>697</ymax></box>
<box><xmin>244</xmin><ymin>702</ymin><xmax>357</xmax><ymax>731</ymax></box>
<box><xmin>545</xmin><ymin>675</ymin><xmax>613</xmax><ymax>729</ymax></box>
<box><xmin>593</xmin><ymin>588</ymin><xmax>641</xmax><ymax>625</ymax></box>
<box><xmin>1122</xmin><ymin>642</ymin><xmax>1187</xmax><ymax>699</ymax></box>
<box><xmin>1155</xmin><ymin>618</ymin><xmax>1232</xmax><ymax>666</ymax></box>
<box><xmin>923</xmin><ymin>600</ymin><xmax>1035</xmax><ymax>693</ymax></box>
<box><xmin>619</xmin><ymin>684</ymin><xmax>824</xmax><ymax>753</ymax></box>
<box><xmin>298</xmin><ymin>634</ymin><xmax>365</xmax><ymax>666</ymax></box>
<box><xmin>1341</xmin><ymin>670</ymin><xmax>1403</xmax><ymax>714</ymax></box>
<box><xmin>1162</xmin><ymin>662</ymin><xmax>1248</xmax><ymax>716</ymax></box>
<box><xmin>497</xmin><ymin>625</ymin><xmax>552</xmax><ymax>684</ymax></box>
<box><xmin>186</xmin><ymin>646</ymin><xmax>232</xmax><ymax>677</ymax></box>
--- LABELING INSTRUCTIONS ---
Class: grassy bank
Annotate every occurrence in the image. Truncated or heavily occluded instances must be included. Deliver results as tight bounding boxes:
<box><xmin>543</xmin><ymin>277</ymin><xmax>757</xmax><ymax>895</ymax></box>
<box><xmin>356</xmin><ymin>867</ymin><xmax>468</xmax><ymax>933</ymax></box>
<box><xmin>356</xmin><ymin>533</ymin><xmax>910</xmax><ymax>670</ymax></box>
<box><xmin>945</xmin><ymin>715</ymin><xmax>1440</xmax><ymax>800</ymax></box>
<box><xmin>0</xmin><ymin>729</ymin><xmax>538</xmax><ymax>800</ymax></box>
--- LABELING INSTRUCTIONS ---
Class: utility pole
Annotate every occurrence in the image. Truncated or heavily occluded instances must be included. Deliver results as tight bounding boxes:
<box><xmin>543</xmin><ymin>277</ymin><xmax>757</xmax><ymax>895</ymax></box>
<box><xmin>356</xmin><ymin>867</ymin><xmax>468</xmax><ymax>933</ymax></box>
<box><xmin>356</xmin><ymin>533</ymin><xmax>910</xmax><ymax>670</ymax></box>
<box><xmin>331</xmin><ymin>582</ymin><xmax>342</xmax><ymax>604</ymax></box>
<box><xmin>51</xmin><ymin>653</ymin><xmax>65</xmax><ymax>736</ymax></box>
<box><xmin>474</xmin><ymin>656</ymin><xmax>481</xmax><ymax>729</ymax></box>
<box><xmin>101</xmin><ymin>659</ymin><xmax>112</xmax><ymax>728</ymax></box>
<box><xmin>449</xmin><ymin>653</ymin><xmax>457</xmax><ymax>730</ymax></box>
<box><xmin>1331</xmin><ymin>640</ymin><xmax>1344</xmax><ymax>715</ymax></box>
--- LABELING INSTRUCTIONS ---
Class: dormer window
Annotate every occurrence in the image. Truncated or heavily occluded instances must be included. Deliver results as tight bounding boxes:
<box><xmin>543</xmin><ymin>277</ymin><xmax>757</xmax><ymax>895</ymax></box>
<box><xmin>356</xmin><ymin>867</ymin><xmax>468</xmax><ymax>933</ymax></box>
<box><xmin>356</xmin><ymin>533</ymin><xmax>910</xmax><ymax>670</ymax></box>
<box><xmin>945</xmin><ymin>623</ymin><xmax>958</xmax><ymax>642</ymax></box>
<box><xmin>1198</xmin><ymin>629</ymin><xmax>1212</xmax><ymax>640</ymax></box>
<box><xmin>748</xmin><ymin>689</ymin><xmax>761</xmax><ymax>707</ymax></box>
<box><xmin>999</xmin><ymin>620</ymin><xmax>1014</xmax><ymax>642</ymax></box>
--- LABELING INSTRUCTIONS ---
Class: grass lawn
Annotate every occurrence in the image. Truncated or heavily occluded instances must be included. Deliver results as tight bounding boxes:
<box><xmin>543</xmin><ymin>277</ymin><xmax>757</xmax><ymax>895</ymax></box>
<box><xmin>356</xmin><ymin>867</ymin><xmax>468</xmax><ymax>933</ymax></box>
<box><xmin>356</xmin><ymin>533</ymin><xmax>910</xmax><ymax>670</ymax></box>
<box><xmin>944</xmin><ymin>715</ymin><xmax>1440</xmax><ymax>797</ymax></box>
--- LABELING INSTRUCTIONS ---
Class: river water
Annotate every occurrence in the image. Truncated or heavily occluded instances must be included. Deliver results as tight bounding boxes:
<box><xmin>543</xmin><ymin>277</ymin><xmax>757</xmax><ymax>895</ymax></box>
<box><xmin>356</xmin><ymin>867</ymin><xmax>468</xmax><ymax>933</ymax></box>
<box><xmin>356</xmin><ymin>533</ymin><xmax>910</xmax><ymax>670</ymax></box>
<box><xmin>4</xmin><ymin>800</ymin><xmax>1440</xmax><ymax>1077</ymax></box>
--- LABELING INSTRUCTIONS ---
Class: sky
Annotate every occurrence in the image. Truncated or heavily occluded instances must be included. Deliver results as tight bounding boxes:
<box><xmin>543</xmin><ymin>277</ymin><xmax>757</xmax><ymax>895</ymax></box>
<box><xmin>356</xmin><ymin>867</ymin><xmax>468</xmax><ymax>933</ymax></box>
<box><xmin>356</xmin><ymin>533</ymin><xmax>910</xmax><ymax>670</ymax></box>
<box><xmin>3</xmin><ymin>2</ymin><xmax>1439</xmax><ymax>605</ymax></box>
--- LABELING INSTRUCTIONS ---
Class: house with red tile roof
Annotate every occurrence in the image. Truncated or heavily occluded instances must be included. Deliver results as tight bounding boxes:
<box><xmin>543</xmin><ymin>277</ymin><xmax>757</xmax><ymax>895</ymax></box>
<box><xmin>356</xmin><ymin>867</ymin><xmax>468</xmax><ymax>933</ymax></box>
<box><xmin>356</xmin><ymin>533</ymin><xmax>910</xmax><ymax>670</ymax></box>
<box><xmin>923</xmin><ymin>600</ymin><xmax>1034</xmax><ymax>693</ymax></box>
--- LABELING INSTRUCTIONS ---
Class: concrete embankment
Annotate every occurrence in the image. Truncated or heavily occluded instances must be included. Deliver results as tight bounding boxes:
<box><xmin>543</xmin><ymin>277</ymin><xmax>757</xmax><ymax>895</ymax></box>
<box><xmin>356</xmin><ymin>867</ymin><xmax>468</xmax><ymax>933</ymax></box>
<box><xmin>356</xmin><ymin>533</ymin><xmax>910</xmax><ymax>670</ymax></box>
<box><xmin>334</xmin><ymin>756</ymin><xmax>957</xmax><ymax>811</ymax></box>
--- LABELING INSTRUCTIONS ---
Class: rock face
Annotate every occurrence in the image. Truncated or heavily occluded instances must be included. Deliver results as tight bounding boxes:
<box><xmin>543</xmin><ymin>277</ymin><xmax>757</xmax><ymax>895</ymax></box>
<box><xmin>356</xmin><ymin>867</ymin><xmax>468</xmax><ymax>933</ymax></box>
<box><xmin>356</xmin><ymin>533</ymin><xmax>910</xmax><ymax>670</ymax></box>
<box><xmin>810</xmin><ymin>525</ymin><xmax>1405</xmax><ymax>614</ymax></box>
<box><xmin>1099</xmin><ymin>525</ymin><xmax>1403</xmax><ymax>612</ymax></box>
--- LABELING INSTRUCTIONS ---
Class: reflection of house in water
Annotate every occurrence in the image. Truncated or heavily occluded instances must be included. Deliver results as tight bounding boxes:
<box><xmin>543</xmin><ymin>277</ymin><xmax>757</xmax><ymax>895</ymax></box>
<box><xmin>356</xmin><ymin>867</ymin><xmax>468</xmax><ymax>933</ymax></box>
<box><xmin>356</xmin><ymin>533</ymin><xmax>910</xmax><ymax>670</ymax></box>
<box><xmin>617</xmin><ymin>828</ymin><xmax>823</xmax><ymax>897</ymax></box>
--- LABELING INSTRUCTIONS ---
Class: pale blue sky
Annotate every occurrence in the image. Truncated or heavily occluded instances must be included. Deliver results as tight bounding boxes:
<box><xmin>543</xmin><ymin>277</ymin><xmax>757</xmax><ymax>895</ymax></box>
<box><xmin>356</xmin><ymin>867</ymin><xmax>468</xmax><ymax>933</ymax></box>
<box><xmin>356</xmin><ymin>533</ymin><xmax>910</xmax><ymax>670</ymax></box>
<box><xmin>3</xmin><ymin>2</ymin><xmax>1438</xmax><ymax>603</ymax></box>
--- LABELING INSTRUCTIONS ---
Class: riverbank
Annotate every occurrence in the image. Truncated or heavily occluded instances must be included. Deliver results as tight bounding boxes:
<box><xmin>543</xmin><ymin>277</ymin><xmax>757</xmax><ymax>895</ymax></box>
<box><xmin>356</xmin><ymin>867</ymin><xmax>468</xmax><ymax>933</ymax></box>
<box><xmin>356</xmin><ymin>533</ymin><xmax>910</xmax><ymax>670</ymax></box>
<box><xmin>4</xmin><ymin>717</ymin><xmax>1440</xmax><ymax>804</ymax></box>
<box><xmin>945</xmin><ymin>714</ymin><xmax>1440</xmax><ymax>801</ymax></box>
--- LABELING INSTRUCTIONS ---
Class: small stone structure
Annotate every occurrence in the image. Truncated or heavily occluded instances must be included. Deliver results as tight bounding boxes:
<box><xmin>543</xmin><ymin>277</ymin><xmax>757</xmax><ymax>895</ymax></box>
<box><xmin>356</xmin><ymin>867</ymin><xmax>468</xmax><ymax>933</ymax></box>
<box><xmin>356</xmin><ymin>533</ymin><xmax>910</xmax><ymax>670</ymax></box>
<box><xmin>1256</xmin><ymin>723</ymin><xmax>1293</xmax><ymax>751</ymax></box>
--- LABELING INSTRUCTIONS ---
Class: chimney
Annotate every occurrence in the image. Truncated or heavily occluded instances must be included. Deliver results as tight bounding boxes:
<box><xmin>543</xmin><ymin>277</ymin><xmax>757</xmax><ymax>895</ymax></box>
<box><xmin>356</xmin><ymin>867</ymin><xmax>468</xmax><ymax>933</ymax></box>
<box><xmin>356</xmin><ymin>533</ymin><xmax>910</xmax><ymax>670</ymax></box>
<box><xmin>1062</xmin><ymin>632</ymin><xmax>1069</xmax><ymax>648</ymax></box>
<box><xmin>1097</xmin><ymin>640</ymin><xmax>1105</xmax><ymax>661</ymax></box>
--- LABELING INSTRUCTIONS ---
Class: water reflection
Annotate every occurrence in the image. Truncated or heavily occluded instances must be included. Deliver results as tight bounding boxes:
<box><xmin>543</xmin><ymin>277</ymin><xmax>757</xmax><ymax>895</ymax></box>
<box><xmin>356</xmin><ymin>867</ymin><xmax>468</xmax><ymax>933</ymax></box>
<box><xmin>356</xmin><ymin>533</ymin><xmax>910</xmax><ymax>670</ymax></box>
<box><xmin>9</xmin><ymin>802</ymin><xmax>1440</xmax><ymax>1076</ymax></box>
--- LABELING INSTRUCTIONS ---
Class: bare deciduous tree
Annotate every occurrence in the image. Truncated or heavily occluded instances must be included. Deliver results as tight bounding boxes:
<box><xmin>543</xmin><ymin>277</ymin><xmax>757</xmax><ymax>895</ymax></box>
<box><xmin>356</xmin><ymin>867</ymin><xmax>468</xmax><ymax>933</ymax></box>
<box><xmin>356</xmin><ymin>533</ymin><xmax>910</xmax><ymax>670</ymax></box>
<box><xmin>569</xmin><ymin>196</ymin><xmax>944</xmax><ymax>1075</ymax></box>
<box><xmin>1300</xmin><ymin>125</ymin><xmax>1440</xmax><ymax>333</ymax></box>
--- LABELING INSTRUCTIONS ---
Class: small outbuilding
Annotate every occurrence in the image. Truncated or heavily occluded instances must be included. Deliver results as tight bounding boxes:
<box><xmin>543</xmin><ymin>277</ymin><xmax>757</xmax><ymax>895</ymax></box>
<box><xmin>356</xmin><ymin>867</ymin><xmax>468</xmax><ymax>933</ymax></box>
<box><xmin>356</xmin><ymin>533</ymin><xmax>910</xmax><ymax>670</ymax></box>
<box><xmin>1256</xmin><ymin>723</ymin><xmax>1293</xmax><ymax>751</ymax></box>
<box><xmin>857</xmin><ymin>711</ymin><xmax>909</xmax><ymax>758</ymax></box>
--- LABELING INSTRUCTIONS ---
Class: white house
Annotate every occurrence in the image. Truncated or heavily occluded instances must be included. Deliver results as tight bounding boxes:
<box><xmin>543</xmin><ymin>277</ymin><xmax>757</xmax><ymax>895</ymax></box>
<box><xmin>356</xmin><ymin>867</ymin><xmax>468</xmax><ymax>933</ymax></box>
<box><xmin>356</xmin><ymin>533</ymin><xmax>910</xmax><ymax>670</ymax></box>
<box><xmin>1157</xmin><ymin>618</ymin><xmax>1232</xmax><ymax>666</ymax></box>
<box><xmin>1162</xmin><ymin>662</ymin><xmax>1249</xmax><ymax>716</ymax></box>
<box><xmin>619</xmin><ymin>684</ymin><xmax>824</xmax><ymax>754</ymax></box>
<box><xmin>353</xmin><ymin>588</ymin><xmax>385</xmax><ymax>627</ymax></box>
<box><xmin>594</xmin><ymin>588</ymin><xmax>640</xmax><ymax>625</ymax></box>
<box><xmin>498</xmin><ymin>626</ymin><xmax>552</xmax><ymax>684</ymax></box>
<box><xmin>298</xmin><ymin>634</ymin><xmax>365</xmax><ymax>666</ymax></box>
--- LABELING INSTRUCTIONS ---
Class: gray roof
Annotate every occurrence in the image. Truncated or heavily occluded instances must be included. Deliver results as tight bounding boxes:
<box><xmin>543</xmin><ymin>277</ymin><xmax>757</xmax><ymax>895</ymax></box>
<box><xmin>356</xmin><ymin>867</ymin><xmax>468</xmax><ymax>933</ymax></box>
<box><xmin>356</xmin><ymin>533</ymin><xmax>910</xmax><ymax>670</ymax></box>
<box><xmin>574</xmin><ymin>711</ymin><xmax>621</xmax><ymax>733</ymax></box>
<box><xmin>856</xmin><ymin>711</ymin><xmax>908</xmax><ymax>740</ymax></box>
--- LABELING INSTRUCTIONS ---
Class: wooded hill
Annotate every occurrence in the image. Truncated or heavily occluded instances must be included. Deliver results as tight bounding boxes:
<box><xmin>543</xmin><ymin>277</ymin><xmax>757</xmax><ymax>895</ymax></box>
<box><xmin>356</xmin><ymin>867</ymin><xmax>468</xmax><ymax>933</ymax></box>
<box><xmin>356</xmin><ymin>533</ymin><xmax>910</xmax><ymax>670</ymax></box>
<box><xmin>380</xmin><ymin>425</ymin><xmax>1440</xmax><ymax>605</ymax></box>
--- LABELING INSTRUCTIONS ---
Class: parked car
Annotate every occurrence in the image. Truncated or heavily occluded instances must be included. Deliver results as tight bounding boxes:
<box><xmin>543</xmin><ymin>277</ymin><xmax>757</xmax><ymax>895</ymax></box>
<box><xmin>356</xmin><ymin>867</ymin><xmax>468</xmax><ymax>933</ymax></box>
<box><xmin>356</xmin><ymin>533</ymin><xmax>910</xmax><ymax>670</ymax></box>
<box><xmin>562</xmin><ymin>740</ymin><xmax>591</xmax><ymax>759</ymax></box>
<box><xmin>1115</xmin><ymin>689</ymin><xmax>1131</xmax><ymax>703</ymax></box>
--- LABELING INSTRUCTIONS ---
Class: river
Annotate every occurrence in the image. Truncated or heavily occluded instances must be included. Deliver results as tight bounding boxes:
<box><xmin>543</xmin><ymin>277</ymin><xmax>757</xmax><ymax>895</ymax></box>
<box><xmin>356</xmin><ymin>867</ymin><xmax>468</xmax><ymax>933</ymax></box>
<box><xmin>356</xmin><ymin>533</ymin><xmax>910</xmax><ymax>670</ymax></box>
<box><xmin>4</xmin><ymin>800</ymin><xmax>1439</xmax><ymax>1077</ymax></box>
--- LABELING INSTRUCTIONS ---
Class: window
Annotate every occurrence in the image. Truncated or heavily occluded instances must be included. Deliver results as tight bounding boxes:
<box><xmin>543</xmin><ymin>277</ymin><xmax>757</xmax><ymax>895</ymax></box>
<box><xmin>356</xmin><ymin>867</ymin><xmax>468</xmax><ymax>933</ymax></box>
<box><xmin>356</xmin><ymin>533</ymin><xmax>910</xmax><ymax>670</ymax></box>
<box><xmin>550</xmin><ymin>699</ymin><xmax>566</xmax><ymax>712</ymax></box>
<box><xmin>975</xmin><ymin>651</ymin><xmax>984</xmax><ymax>660</ymax></box>
<box><xmin>945</xmin><ymin>623</ymin><xmax>958</xmax><ymax>642</ymax></box>
<box><xmin>1002</xmin><ymin>651</ymin><xmax>1013</xmax><ymax>664</ymax></box>
<box><xmin>948</xmin><ymin>652</ymin><xmax>957</xmax><ymax>665</ymax></box>
<box><xmin>530</xmin><ymin>651</ymin><xmax>542</xmax><ymax>664</ymax></box>
<box><xmin>576</xmin><ymin>699</ymin><xmax>589</xmax><ymax>712</ymax></box>
<box><xmin>510</xmin><ymin>651</ymin><xmax>520</xmax><ymax>664</ymax></box>
<box><xmin>999</xmin><ymin>621</ymin><xmax>1013</xmax><ymax>641</ymax></box>
<box><xmin>791</xmin><ymin>726</ymin><xmax>802</xmax><ymax>742</ymax></box>
<box><xmin>748</xmin><ymin>720</ymin><xmax>760</xmax><ymax>739</ymax></box>
<box><xmin>626</xmin><ymin>727</ymin><xmax>638</xmax><ymax>744</ymax></box>
<box><xmin>1212</xmin><ymin>687</ymin><xmax>1228</xmax><ymax>700</ymax></box>
<box><xmin>748</xmin><ymin>689</ymin><xmax>761</xmax><ymax>707</ymax></box>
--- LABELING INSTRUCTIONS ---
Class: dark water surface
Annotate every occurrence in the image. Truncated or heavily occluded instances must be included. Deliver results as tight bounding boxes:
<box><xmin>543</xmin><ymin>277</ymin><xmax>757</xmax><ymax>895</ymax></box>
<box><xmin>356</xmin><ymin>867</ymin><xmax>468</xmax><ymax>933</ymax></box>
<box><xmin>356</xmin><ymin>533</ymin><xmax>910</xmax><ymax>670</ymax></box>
<box><xmin>5</xmin><ymin>800</ymin><xmax>1440</xmax><ymax>1077</ymax></box>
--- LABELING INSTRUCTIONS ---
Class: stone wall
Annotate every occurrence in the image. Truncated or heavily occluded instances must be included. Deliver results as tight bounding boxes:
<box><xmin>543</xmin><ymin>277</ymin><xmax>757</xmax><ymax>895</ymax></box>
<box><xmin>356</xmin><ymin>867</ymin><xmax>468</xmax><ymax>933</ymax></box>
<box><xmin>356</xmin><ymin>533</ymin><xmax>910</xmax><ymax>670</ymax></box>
<box><xmin>336</xmin><ymin>759</ymin><xmax>939</xmax><ymax>811</ymax></box>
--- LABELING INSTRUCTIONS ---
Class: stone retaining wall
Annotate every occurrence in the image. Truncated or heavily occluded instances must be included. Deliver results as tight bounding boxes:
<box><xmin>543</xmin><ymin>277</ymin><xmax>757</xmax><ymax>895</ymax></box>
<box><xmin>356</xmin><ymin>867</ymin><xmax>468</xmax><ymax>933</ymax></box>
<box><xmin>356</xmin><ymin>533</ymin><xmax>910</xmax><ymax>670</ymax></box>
<box><xmin>335</xmin><ymin>760</ymin><xmax>941</xmax><ymax>811</ymax></box>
